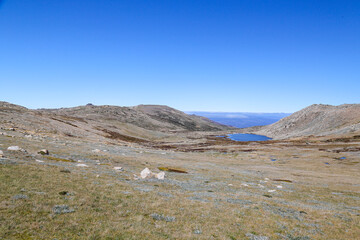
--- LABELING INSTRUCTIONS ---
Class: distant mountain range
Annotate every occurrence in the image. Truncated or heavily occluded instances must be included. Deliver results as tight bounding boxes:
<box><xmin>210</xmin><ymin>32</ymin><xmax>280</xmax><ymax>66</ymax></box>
<box><xmin>0</xmin><ymin>102</ymin><xmax>232</xmax><ymax>144</ymax></box>
<box><xmin>186</xmin><ymin>112</ymin><xmax>291</xmax><ymax>128</ymax></box>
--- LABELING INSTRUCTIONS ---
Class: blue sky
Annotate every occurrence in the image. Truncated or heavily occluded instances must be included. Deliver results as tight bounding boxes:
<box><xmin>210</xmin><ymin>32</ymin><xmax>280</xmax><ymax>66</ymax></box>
<box><xmin>1</xmin><ymin>0</ymin><xmax>359</xmax><ymax>112</ymax></box>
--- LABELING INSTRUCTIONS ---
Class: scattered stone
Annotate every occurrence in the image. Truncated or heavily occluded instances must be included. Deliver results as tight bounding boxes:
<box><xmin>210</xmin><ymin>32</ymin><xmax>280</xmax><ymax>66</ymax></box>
<box><xmin>114</xmin><ymin>167</ymin><xmax>123</xmax><ymax>171</ymax></box>
<box><xmin>7</xmin><ymin>146</ymin><xmax>22</xmax><ymax>151</ymax></box>
<box><xmin>12</xmin><ymin>194</ymin><xmax>28</xmax><ymax>200</ymax></box>
<box><xmin>52</xmin><ymin>205</ymin><xmax>75</xmax><ymax>214</ymax></box>
<box><xmin>60</xmin><ymin>169</ymin><xmax>71</xmax><ymax>173</ymax></box>
<box><xmin>92</xmin><ymin>149</ymin><xmax>101</xmax><ymax>153</ymax></box>
<box><xmin>193</xmin><ymin>229</ymin><xmax>202</xmax><ymax>234</ymax></box>
<box><xmin>35</xmin><ymin>159</ymin><xmax>44</xmax><ymax>163</ymax></box>
<box><xmin>268</xmin><ymin>190</ymin><xmax>276</xmax><ymax>193</ymax></box>
<box><xmin>38</xmin><ymin>149</ymin><xmax>49</xmax><ymax>155</ymax></box>
<box><xmin>0</xmin><ymin>150</ymin><xmax>3</xmax><ymax>157</ymax></box>
<box><xmin>276</xmin><ymin>185</ymin><xmax>283</xmax><ymax>189</ymax></box>
<box><xmin>150</xmin><ymin>213</ymin><xmax>175</xmax><ymax>222</ymax></box>
<box><xmin>76</xmin><ymin>163</ymin><xmax>88</xmax><ymax>167</ymax></box>
<box><xmin>246</xmin><ymin>233</ymin><xmax>269</xmax><ymax>240</ymax></box>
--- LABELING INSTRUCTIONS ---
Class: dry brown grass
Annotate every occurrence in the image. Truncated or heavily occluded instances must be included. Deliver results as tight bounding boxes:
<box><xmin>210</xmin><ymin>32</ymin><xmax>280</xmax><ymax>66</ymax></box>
<box><xmin>0</xmin><ymin>133</ymin><xmax>360</xmax><ymax>239</ymax></box>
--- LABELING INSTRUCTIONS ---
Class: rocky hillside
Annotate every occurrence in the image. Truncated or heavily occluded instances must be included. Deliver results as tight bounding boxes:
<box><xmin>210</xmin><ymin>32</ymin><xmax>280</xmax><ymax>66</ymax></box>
<box><xmin>40</xmin><ymin>104</ymin><xmax>230</xmax><ymax>132</ymax></box>
<box><xmin>247</xmin><ymin>104</ymin><xmax>360</xmax><ymax>139</ymax></box>
<box><xmin>0</xmin><ymin>101</ymin><xmax>232</xmax><ymax>143</ymax></box>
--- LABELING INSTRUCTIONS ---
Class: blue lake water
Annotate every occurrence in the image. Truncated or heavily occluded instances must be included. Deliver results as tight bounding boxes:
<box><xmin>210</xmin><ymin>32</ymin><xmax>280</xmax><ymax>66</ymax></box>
<box><xmin>227</xmin><ymin>133</ymin><xmax>272</xmax><ymax>141</ymax></box>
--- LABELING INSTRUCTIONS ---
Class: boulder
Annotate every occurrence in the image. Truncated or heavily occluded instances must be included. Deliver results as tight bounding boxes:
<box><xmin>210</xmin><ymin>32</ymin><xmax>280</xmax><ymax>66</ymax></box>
<box><xmin>140</xmin><ymin>167</ymin><xmax>152</xmax><ymax>179</ymax></box>
<box><xmin>155</xmin><ymin>171</ymin><xmax>165</xmax><ymax>180</ymax></box>
<box><xmin>140</xmin><ymin>168</ymin><xmax>165</xmax><ymax>180</ymax></box>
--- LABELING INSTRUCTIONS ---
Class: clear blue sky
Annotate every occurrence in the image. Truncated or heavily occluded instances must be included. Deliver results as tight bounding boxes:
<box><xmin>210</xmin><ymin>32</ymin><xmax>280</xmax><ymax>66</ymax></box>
<box><xmin>1</xmin><ymin>0</ymin><xmax>359</xmax><ymax>112</ymax></box>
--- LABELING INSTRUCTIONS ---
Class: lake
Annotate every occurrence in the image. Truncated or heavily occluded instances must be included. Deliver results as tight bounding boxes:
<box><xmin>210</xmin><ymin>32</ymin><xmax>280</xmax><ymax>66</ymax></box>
<box><xmin>227</xmin><ymin>133</ymin><xmax>272</xmax><ymax>141</ymax></box>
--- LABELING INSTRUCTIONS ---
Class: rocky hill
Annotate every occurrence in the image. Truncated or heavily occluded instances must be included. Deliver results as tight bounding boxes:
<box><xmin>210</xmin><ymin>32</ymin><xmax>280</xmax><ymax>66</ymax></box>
<box><xmin>247</xmin><ymin>104</ymin><xmax>360</xmax><ymax>139</ymax></box>
<box><xmin>0</xmin><ymin>101</ymin><xmax>232</xmax><ymax>143</ymax></box>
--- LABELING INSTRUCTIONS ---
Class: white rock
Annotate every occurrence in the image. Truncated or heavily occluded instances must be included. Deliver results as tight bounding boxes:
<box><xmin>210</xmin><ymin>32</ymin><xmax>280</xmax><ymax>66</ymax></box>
<box><xmin>140</xmin><ymin>168</ymin><xmax>152</xmax><ymax>179</ymax></box>
<box><xmin>114</xmin><ymin>167</ymin><xmax>123</xmax><ymax>171</ymax></box>
<box><xmin>0</xmin><ymin>150</ymin><xmax>3</xmax><ymax>157</ymax></box>
<box><xmin>258</xmin><ymin>184</ymin><xmax>265</xmax><ymax>188</ymax></box>
<box><xmin>276</xmin><ymin>185</ymin><xmax>283</xmax><ymax>189</ymax></box>
<box><xmin>228</xmin><ymin>184</ymin><xmax>233</xmax><ymax>186</ymax></box>
<box><xmin>76</xmin><ymin>164</ymin><xmax>88</xmax><ymax>167</ymax></box>
<box><xmin>268</xmin><ymin>189</ymin><xmax>276</xmax><ymax>193</ymax></box>
<box><xmin>264</xmin><ymin>178</ymin><xmax>270</xmax><ymax>181</ymax></box>
<box><xmin>35</xmin><ymin>159</ymin><xmax>44</xmax><ymax>163</ymax></box>
<box><xmin>241</xmin><ymin>183</ymin><xmax>249</xmax><ymax>187</ymax></box>
<box><xmin>7</xmin><ymin>146</ymin><xmax>22</xmax><ymax>151</ymax></box>
<box><xmin>38</xmin><ymin>149</ymin><xmax>49</xmax><ymax>155</ymax></box>
<box><xmin>92</xmin><ymin>149</ymin><xmax>101</xmax><ymax>153</ymax></box>
<box><xmin>156</xmin><ymin>171</ymin><xmax>165</xmax><ymax>180</ymax></box>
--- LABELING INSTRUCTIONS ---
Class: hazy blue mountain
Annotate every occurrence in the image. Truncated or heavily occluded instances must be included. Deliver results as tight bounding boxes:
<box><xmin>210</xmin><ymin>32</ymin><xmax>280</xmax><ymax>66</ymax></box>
<box><xmin>186</xmin><ymin>112</ymin><xmax>292</xmax><ymax>128</ymax></box>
